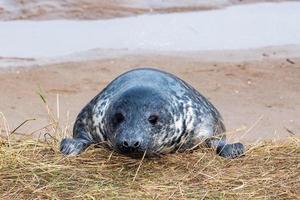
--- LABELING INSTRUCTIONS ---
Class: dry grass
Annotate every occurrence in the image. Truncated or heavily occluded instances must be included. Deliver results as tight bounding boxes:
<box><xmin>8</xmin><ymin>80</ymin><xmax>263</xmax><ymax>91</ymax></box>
<box><xmin>0</xmin><ymin>93</ymin><xmax>299</xmax><ymax>200</ymax></box>
<box><xmin>0</xmin><ymin>132</ymin><xmax>299</xmax><ymax>199</ymax></box>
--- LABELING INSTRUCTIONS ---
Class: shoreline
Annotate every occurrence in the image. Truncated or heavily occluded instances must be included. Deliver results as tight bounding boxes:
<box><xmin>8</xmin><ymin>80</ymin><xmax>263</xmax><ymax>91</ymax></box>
<box><xmin>2</xmin><ymin>2</ymin><xmax>300</xmax><ymax>58</ymax></box>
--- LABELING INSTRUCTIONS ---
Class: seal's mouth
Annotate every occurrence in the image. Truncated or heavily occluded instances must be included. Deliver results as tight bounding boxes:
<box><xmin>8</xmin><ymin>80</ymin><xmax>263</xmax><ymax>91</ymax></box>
<box><xmin>114</xmin><ymin>148</ymin><xmax>146</xmax><ymax>158</ymax></box>
<box><xmin>114</xmin><ymin>149</ymin><xmax>160</xmax><ymax>159</ymax></box>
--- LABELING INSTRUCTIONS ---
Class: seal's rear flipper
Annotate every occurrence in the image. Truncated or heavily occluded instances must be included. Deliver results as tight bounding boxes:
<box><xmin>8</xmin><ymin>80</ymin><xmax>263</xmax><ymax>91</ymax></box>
<box><xmin>216</xmin><ymin>142</ymin><xmax>245</xmax><ymax>159</ymax></box>
<box><xmin>60</xmin><ymin>138</ymin><xmax>91</xmax><ymax>156</ymax></box>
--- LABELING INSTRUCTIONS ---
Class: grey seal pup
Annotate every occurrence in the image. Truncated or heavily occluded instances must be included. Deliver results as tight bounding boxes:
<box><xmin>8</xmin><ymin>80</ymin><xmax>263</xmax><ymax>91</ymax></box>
<box><xmin>60</xmin><ymin>68</ymin><xmax>244</xmax><ymax>158</ymax></box>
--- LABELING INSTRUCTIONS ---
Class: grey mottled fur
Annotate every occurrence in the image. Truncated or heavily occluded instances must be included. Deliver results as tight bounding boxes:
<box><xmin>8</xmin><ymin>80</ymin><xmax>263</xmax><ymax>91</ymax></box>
<box><xmin>60</xmin><ymin>68</ymin><xmax>244</xmax><ymax>158</ymax></box>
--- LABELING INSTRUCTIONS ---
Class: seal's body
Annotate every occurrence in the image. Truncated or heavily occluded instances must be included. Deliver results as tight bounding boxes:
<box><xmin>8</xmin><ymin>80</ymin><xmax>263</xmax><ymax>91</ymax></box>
<box><xmin>60</xmin><ymin>68</ymin><xmax>244</xmax><ymax>158</ymax></box>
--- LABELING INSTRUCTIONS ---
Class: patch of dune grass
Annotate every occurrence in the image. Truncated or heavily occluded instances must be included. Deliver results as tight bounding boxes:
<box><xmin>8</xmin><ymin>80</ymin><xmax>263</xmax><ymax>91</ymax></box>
<box><xmin>0</xmin><ymin>134</ymin><xmax>299</xmax><ymax>199</ymax></box>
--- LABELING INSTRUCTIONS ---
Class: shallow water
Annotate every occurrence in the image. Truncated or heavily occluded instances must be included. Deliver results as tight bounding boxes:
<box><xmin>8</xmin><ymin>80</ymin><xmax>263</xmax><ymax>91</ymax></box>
<box><xmin>0</xmin><ymin>2</ymin><xmax>300</xmax><ymax>58</ymax></box>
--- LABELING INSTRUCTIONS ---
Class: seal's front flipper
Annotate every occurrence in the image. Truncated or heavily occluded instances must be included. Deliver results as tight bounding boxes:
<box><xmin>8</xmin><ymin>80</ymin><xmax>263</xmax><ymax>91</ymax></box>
<box><xmin>216</xmin><ymin>142</ymin><xmax>245</xmax><ymax>159</ymax></box>
<box><xmin>60</xmin><ymin>138</ymin><xmax>91</xmax><ymax>156</ymax></box>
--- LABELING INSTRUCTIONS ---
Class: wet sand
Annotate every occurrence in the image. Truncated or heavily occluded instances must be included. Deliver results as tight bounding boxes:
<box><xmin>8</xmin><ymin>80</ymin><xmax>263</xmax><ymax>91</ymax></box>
<box><xmin>0</xmin><ymin>47</ymin><xmax>299</xmax><ymax>143</ymax></box>
<box><xmin>0</xmin><ymin>0</ymin><xmax>289</xmax><ymax>20</ymax></box>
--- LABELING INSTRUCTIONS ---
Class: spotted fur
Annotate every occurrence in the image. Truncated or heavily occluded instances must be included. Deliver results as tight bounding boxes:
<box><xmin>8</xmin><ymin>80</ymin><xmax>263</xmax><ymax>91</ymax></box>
<box><xmin>60</xmin><ymin>68</ymin><xmax>244</xmax><ymax>158</ymax></box>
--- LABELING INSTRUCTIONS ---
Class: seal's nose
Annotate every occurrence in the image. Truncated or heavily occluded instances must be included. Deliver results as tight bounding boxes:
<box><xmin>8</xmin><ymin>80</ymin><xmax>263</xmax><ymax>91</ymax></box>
<box><xmin>118</xmin><ymin>139</ymin><xmax>141</xmax><ymax>153</ymax></box>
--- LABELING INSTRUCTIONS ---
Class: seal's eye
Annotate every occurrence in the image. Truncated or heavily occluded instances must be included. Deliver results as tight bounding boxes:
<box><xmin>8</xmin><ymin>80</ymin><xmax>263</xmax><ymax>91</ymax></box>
<box><xmin>148</xmin><ymin>115</ymin><xmax>159</xmax><ymax>125</ymax></box>
<box><xmin>114</xmin><ymin>112</ymin><xmax>125</xmax><ymax>124</ymax></box>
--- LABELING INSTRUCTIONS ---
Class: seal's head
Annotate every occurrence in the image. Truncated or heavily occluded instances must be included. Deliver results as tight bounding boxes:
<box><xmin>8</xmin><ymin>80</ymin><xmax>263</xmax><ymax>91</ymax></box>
<box><xmin>104</xmin><ymin>86</ymin><xmax>175</xmax><ymax>157</ymax></box>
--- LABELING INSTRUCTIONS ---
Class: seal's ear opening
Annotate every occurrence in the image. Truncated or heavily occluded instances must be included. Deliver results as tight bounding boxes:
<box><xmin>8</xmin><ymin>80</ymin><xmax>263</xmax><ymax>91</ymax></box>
<box><xmin>148</xmin><ymin>115</ymin><xmax>159</xmax><ymax>125</ymax></box>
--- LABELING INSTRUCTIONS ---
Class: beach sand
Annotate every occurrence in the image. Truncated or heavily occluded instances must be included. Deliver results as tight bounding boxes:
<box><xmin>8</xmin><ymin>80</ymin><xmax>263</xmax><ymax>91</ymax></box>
<box><xmin>1</xmin><ymin>47</ymin><xmax>299</xmax><ymax>143</ymax></box>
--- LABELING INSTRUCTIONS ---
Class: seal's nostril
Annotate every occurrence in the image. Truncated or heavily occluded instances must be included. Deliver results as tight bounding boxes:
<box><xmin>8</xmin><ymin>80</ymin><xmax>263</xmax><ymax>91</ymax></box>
<box><xmin>133</xmin><ymin>141</ymin><xmax>140</xmax><ymax>148</ymax></box>
<box><xmin>123</xmin><ymin>141</ymin><xmax>128</xmax><ymax>147</ymax></box>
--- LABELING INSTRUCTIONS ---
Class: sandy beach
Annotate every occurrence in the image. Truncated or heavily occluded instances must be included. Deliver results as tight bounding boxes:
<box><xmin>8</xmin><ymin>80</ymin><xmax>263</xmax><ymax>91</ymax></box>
<box><xmin>1</xmin><ymin>46</ymin><xmax>299</xmax><ymax>143</ymax></box>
